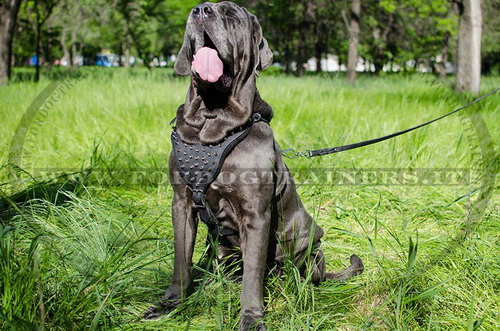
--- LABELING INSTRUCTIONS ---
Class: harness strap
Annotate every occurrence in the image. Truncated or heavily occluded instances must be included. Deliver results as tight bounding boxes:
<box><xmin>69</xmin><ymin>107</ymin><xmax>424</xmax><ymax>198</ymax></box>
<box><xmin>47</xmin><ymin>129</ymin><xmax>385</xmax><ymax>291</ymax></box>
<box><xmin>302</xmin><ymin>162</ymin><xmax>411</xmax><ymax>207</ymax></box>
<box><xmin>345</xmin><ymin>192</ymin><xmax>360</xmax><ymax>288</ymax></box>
<box><xmin>172</xmin><ymin>113</ymin><xmax>266</xmax><ymax>237</ymax></box>
<box><xmin>192</xmin><ymin>189</ymin><xmax>236</xmax><ymax>237</ymax></box>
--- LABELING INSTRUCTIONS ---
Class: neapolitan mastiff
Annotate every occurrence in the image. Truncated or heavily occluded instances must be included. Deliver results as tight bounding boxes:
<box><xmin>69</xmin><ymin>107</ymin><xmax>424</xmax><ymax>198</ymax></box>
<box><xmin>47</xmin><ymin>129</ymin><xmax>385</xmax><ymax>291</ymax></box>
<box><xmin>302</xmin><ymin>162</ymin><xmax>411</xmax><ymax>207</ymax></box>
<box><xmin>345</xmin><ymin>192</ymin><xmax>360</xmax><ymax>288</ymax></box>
<box><xmin>144</xmin><ymin>2</ymin><xmax>363</xmax><ymax>329</ymax></box>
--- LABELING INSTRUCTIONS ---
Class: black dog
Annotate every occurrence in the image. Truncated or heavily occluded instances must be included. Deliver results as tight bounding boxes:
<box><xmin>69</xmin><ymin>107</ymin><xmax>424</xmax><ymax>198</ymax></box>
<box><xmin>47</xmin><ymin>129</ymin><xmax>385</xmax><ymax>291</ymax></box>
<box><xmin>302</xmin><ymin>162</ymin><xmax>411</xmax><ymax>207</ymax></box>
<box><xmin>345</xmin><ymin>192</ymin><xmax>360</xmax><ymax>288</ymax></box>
<box><xmin>144</xmin><ymin>2</ymin><xmax>363</xmax><ymax>330</ymax></box>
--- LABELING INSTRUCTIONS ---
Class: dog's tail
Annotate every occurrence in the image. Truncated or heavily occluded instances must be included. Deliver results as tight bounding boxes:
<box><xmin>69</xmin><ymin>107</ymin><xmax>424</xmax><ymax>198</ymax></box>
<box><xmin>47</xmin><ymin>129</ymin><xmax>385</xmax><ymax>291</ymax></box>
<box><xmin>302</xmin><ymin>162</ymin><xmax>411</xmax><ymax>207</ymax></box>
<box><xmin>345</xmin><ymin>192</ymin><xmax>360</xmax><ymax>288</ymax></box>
<box><xmin>325</xmin><ymin>254</ymin><xmax>364</xmax><ymax>281</ymax></box>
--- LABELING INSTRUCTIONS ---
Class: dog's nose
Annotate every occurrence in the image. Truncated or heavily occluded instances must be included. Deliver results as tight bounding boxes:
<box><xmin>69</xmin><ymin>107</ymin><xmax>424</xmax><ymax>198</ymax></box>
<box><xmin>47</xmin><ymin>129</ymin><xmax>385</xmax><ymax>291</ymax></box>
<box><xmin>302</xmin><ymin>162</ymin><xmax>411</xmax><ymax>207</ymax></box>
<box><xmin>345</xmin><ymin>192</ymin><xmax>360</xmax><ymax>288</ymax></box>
<box><xmin>192</xmin><ymin>4</ymin><xmax>214</xmax><ymax>19</ymax></box>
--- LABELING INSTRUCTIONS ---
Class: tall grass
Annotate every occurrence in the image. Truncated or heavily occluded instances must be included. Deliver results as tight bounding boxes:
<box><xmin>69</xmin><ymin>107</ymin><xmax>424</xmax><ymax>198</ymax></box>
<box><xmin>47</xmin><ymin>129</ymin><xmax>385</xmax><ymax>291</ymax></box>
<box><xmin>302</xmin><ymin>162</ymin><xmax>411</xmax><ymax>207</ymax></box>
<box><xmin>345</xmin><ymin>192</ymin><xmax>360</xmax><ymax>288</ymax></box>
<box><xmin>1</xmin><ymin>68</ymin><xmax>499</xmax><ymax>329</ymax></box>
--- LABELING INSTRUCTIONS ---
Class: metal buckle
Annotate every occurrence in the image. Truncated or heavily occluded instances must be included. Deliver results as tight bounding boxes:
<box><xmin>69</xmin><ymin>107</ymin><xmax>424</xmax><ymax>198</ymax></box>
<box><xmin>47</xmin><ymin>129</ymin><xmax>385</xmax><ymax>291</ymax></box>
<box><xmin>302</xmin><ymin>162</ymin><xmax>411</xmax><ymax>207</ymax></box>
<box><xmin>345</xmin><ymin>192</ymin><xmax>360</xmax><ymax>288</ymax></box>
<box><xmin>252</xmin><ymin>113</ymin><xmax>262</xmax><ymax>122</ymax></box>
<box><xmin>192</xmin><ymin>190</ymin><xmax>206</xmax><ymax>209</ymax></box>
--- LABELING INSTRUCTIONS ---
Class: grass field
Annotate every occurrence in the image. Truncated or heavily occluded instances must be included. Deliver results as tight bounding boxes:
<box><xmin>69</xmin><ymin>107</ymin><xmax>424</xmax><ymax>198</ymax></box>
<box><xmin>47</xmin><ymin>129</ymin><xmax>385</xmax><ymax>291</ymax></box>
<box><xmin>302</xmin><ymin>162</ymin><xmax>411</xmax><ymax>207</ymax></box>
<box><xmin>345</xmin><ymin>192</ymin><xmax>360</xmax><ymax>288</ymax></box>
<box><xmin>1</xmin><ymin>68</ymin><xmax>499</xmax><ymax>330</ymax></box>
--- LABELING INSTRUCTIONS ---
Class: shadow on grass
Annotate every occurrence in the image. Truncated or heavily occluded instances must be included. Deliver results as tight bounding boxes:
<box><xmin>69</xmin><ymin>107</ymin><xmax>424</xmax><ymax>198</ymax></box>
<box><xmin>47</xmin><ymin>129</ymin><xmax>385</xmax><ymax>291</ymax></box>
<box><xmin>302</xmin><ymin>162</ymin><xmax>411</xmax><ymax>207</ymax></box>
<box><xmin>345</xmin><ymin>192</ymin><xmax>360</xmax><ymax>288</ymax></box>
<box><xmin>0</xmin><ymin>171</ymin><xmax>88</xmax><ymax>224</ymax></box>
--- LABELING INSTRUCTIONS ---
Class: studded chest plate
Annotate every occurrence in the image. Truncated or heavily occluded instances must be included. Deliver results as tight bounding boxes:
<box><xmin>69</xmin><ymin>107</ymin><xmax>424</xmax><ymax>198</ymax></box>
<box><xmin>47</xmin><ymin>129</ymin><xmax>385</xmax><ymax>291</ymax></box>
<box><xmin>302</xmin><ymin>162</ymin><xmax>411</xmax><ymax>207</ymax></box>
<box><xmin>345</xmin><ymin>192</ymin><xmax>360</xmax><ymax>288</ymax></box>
<box><xmin>171</xmin><ymin>128</ymin><xmax>251</xmax><ymax>192</ymax></box>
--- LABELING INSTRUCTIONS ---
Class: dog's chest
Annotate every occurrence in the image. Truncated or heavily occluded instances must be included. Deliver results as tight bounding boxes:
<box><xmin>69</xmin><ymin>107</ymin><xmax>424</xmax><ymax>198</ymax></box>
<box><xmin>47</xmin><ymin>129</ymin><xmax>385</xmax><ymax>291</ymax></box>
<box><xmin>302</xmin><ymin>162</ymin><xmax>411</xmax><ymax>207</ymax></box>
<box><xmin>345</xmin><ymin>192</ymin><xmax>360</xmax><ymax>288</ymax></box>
<box><xmin>171</xmin><ymin>128</ymin><xmax>250</xmax><ymax>192</ymax></box>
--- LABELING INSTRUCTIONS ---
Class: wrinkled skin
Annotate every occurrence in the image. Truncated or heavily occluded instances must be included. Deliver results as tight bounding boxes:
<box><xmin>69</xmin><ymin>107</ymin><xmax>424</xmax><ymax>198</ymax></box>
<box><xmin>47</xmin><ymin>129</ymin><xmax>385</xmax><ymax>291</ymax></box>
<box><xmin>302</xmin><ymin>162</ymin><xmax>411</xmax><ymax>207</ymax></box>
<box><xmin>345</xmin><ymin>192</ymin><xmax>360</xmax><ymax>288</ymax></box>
<box><xmin>144</xmin><ymin>2</ymin><xmax>363</xmax><ymax>330</ymax></box>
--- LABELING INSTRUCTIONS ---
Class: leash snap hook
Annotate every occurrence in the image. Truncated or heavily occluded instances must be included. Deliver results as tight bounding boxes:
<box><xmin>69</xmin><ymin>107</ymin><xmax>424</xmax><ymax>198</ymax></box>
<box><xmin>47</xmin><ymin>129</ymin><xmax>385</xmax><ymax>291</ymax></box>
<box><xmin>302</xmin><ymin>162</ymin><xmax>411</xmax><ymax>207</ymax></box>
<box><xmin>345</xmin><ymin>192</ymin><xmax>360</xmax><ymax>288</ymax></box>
<box><xmin>282</xmin><ymin>149</ymin><xmax>297</xmax><ymax>159</ymax></box>
<box><xmin>282</xmin><ymin>149</ymin><xmax>312</xmax><ymax>159</ymax></box>
<box><xmin>299</xmin><ymin>150</ymin><xmax>313</xmax><ymax>158</ymax></box>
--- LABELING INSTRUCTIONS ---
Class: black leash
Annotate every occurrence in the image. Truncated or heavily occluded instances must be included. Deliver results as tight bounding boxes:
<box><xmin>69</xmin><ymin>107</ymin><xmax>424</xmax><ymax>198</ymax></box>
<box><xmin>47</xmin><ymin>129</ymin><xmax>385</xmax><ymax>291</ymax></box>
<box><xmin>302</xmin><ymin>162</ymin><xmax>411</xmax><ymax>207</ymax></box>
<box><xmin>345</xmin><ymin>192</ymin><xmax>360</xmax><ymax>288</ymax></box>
<box><xmin>283</xmin><ymin>87</ymin><xmax>499</xmax><ymax>159</ymax></box>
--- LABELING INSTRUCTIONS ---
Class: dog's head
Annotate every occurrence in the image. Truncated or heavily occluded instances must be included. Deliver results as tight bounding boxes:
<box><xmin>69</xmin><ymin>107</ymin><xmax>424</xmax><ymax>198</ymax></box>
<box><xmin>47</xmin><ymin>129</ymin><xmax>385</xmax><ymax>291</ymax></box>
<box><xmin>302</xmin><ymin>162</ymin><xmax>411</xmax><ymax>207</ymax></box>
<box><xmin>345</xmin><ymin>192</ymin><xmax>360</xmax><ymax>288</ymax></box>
<box><xmin>175</xmin><ymin>1</ymin><xmax>273</xmax><ymax>91</ymax></box>
<box><xmin>174</xmin><ymin>1</ymin><xmax>273</xmax><ymax>145</ymax></box>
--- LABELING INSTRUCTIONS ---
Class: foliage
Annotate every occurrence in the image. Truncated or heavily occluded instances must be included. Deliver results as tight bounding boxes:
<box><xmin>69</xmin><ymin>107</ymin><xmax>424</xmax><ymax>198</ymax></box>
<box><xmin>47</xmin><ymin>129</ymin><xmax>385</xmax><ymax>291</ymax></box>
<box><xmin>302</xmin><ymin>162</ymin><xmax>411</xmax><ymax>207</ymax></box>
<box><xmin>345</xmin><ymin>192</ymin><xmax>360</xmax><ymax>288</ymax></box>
<box><xmin>482</xmin><ymin>0</ymin><xmax>500</xmax><ymax>74</ymax></box>
<box><xmin>9</xmin><ymin>0</ymin><xmax>500</xmax><ymax>75</ymax></box>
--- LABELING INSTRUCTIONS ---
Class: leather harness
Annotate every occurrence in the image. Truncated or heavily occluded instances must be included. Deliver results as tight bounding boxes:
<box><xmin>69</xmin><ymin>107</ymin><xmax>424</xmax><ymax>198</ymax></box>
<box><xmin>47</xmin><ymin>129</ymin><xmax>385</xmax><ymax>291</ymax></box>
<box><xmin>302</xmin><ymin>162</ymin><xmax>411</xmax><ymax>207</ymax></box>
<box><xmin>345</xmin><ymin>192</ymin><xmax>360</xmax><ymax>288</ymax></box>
<box><xmin>171</xmin><ymin>113</ymin><xmax>267</xmax><ymax>237</ymax></box>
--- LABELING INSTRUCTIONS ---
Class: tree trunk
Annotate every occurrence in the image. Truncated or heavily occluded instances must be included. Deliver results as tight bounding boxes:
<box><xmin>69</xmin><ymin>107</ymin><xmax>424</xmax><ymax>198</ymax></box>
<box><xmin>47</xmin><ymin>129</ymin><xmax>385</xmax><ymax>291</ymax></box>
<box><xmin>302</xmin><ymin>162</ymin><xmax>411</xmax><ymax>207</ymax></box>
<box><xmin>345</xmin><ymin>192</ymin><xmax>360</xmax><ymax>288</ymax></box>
<box><xmin>296</xmin><ymin>21</ymin><xmax>307</xmax><ymax>77</ymax></box>
<box><xmin>456</xmin><ymin>0</ymin><xmax>482</xmax><ymax>93</ymax></box>
<box><xmin>44</xmin><ymin>26</ymin><xmax>53</xmax><ymax>74</ymax></box>
<box><xmin>284</xmin><ymin>42</ymin><xmax>292</xmax><ymax>74</ymax></box>
<box><xmin>123</xmin><ymin>36</ymin><xmax>131</xmax><ymax>68</ymax></box>
<box><xmin>35</xmin><ymin>16</ymin><xmax>41</xmax><ymax>82</ymax></box>
<box><xmin>347</xmin><ymin>0</ymin><xmax>361</xmax><ymax>83</ymax></box>
<box><xmin>124</xmin><ymin>46</ymin><xmax>130</xmax><ymax>68</ymax></box>
<box><xmin>0</xmin><ymin>0</ymin><xmax>22</xmax><ymax>85</ymax></box>
<box><xmin>295</xmin><ymin>1</ymin><xmax>316</xmax><ymax>77</ymax></box>
<box><xmin>439</xmin><ymin>31</ymin><xmax>450</xmax><ymax>80</ymax></box>
<box><xmin>314</xmin><ymin>37</ymin><xmax>323</xmax><ymax>73</ymax></box>
<box><xmin>313</xmin><ymin>18</ymin><xmax>325</xmax><ymax>73</ymax></box>
<box><xmin>71</xmin><ymin>28</ymin><xmax>78</xmax><ymax>68</ymax></box>
<box><xmin>61</xmin><ymin>26</ymin><xmax>70</xmax><ymax>66</ymax></box>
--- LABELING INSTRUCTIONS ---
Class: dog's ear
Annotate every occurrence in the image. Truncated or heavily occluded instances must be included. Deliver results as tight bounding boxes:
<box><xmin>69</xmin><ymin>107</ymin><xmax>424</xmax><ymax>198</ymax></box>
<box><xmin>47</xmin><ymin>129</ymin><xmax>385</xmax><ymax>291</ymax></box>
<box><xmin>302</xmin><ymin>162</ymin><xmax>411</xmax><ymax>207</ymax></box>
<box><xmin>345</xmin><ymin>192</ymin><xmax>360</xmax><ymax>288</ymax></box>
<box><xmin>174</xmin><ymin>33</ymin><xmax>193</xmax><ymax>76</ymax></box>
<box><xmin>250</xmin><ymin>14</ymin><xmax>273</xmax><ymax>72</ymax></box>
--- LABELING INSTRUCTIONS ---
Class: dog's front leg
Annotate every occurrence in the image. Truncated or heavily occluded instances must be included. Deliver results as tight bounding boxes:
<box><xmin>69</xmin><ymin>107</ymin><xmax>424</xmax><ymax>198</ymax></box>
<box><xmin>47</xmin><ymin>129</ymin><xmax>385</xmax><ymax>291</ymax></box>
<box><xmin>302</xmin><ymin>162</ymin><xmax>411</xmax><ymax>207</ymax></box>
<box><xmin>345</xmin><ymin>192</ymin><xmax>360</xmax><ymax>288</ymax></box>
<box><xmin>169</xmin><ymin>191</ymin><xmax>198</xmax><ymax>301</ymax></box>
<box><xmin>144</xmin><ymin>188</ymin><xmax>197</xmax><ymax>319</ymax></box>
<box><xmin>240</xmin><ymin>210</ymin><xmax>271</xmax><ymax>331</ymax></box>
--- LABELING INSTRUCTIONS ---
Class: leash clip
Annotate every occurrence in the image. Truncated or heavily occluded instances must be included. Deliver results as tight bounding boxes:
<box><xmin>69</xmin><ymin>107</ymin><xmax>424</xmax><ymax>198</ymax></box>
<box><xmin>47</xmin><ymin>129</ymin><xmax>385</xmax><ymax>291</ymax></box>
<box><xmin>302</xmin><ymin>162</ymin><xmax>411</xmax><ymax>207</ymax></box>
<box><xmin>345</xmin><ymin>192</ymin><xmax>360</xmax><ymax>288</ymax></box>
<box><xmin>282</xmin><ymin>149</ymin><xmax>312</xmax><ymax>159</ymax></box>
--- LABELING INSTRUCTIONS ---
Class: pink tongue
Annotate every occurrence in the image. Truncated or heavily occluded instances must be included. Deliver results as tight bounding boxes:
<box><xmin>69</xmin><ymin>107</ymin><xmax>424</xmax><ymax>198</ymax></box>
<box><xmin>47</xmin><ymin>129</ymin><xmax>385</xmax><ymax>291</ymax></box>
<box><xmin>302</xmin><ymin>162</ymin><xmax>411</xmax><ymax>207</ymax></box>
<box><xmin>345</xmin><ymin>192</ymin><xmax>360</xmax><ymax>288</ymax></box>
<box><xmin>192</xmin><ymin>47</ymin><xmax>223</xmax><ymax>83</ymax></box>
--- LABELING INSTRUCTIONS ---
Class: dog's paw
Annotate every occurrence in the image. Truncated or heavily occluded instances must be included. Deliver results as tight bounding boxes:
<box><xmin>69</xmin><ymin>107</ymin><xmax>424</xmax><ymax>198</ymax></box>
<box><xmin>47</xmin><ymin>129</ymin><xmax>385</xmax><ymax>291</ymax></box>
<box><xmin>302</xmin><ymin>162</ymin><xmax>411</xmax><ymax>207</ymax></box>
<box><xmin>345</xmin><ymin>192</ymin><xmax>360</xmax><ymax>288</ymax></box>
<box><xmin>240</xmin><ymin>321</ymin><xmax>266</xmax><ymax>331</ymax></box>
<box><xmin>142</xmin><ymin>305</ymin><xmax>164</xmax><ymax>320</ymax></box>
<box><xmin>142</xmin><ymin>297</ymin><xmax>181</xmax><ymax>320</ymax></box>
<box><xmin>241</xmin><ymin>312</ymin><xmax>266</xmax><ymax>331</ymax></box>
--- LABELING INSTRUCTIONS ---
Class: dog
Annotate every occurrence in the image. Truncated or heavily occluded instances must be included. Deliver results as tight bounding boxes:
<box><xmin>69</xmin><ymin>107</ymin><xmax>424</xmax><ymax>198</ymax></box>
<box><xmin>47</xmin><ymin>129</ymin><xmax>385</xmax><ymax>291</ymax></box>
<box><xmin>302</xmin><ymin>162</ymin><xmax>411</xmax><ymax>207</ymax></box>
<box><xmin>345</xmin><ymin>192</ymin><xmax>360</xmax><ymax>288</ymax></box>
<box><xmin>144</xmin><ymin>2</ymin><xmax>363</xmax><ymax>330</ymax></box>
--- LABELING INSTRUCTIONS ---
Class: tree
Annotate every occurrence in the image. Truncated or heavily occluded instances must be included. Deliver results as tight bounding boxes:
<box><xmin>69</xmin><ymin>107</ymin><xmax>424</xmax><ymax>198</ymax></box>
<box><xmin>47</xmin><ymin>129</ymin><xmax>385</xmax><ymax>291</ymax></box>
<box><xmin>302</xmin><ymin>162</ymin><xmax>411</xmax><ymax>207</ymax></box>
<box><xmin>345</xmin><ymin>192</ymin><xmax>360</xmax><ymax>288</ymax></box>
<box><xmin>346</xmin><ymin>0</ymin><xmax>360</xmax><ymax>83</ymax></box>
<box><xmin>456</xmin><ymin>0</ymin><xmax>482</xmax><ymax>92</ymax></box>
<box><xmin>0</xmin><ymin>0</ymin><xmax>22</xmax><ymax>85</ymax></box>
<box><xmin>363</xmin><ymin>1</ymin><xmax>397</xmax><ymax>74</ymax></box>
<box><xmin>482</xmin><ymin>0</ymin><xmax>500</xmax><ymax>74</ymax></box>
<box><xmin>24</xmin><ymin>0</ymin><xmax>57</xmax><ymax>82</ymax></box>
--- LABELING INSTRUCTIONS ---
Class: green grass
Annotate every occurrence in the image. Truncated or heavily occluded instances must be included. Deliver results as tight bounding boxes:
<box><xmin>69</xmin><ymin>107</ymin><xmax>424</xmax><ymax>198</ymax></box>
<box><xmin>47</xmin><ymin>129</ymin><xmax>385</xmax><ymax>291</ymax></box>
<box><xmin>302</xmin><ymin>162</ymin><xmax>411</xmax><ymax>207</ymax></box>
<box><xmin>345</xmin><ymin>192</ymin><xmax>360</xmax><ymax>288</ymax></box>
<box><xmin>1</xmin><ymin>67</ymin><xmax>499</xmax><ymax>330</ymax></box>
